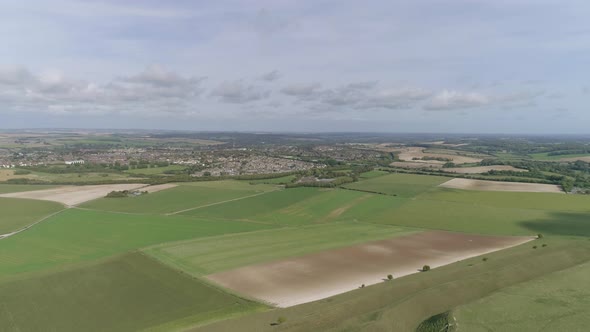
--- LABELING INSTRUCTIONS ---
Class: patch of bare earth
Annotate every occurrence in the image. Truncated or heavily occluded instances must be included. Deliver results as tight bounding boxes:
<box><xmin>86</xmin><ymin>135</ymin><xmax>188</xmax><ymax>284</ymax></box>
<box><xmin>439</xmin><ymin>178</ymin><xmax>563</xmax><ymax>193</ymax></box>
<box><xmin>559</xmin><ymin>156</ymin><xmax>590</xmax><ymax>162</ymax></box>
<box><xmin>441</xmin><ymin>165</ymin><xmax>527</xmax><ymax>174</ymax></box>
<box><xmin>141</xmin><ymin>183</ymin><xmax>177</xmax><ymax>193</ymax></box>
<box><xmin>395</xmin><ymin>147</ymin><xmax>482</xmax><ymax>164</ymax></box>
<box><xmin>206</xmin><ymin>231</ymin><xmax>533</xmax><ymax>307</ymax></box>
<box><xmin>0</xmin><ymin>183</ymin><xmax>147</xmax><ymax>206</ymax></box>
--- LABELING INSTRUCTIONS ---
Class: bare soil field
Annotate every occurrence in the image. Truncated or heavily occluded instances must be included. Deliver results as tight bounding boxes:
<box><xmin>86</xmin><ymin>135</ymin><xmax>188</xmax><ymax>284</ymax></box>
<box><xmin>0</xmin><ymin>183</ymin><xmax>148</xmax><ymax>206</ymax></box>
<box><xmin>396</xmin><ymin>147</ymin><xmax>482</xmax><ymax>164</ymax></box>
<box><xmin>207</xmin><ymin>231</ymin><xmax>533</xmax><ymax>308</ymax></box>
<box><xmin>439</xmin><ymin>178</ymin><xmax>563</xmax><ymax>193</ymax></box>
<box><xmin>0</xmin><ymin>169</ymin><xmax>35</xmax><ymax>181</ymax></box>
<box><xmin>442</xmin><ymin>165</ymin><xmax>527</xmax><ymax>174</ymax></box>
<box><xmin>141</xmin><ymin>183</ymin><xmax>178</xmax><ymax>193</ymax></box>
<box><xmin>560</xmin><ymin>156</ymin><xmax>590</xmax><ymax>162</ymax></box>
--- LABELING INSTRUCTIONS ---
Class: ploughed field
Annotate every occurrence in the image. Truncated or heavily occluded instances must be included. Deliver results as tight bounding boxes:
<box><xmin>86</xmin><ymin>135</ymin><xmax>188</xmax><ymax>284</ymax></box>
<box><xmin>207</xmin><ymin>231</ymin><xmax>533</xmax><ymax>307</ymax></box>
<box><xmin>1</xmin><ymin>172</ymin><xmax>590</xmax><ymax>331</ymax></box>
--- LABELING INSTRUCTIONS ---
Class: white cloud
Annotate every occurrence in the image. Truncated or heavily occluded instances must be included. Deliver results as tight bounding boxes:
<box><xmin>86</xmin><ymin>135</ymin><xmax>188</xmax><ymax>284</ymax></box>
<box><xmin>424</xmin><ymin>90</ymin><xmax>490</xmax><ymax>110</ymax></box>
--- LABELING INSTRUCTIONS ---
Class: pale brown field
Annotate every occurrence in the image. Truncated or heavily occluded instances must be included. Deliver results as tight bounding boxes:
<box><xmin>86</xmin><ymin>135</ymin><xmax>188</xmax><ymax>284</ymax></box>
<box><xmin>396</xmin><ymin>147</ymin><xmax>482</xmax><ymax>164</ymax></box>
<box><xmin>0</xmin><ymin>169</ymin><xmax>33</xmax><ymax>180</ymax></box>
<box><xmin>439</xmin><ymin>178</ymin><xmax>563</xmax><ymax>193</ymax></box>
<box><xmin>442</xmin><ymin>165</ymin><xmax>527</xmax><ymax>174</ymax></box>
<box><xmin>207</xmin><ymin>231</ymin><xmax>533</xmax><ymax>308</ymax></box>
<box><xmin>560</xmin><ymin>156</ymin><xmax>590</xmax><ymax>162</ymax></box>
<box><xmin>0</xmin><ymin>183</ymin><xmax>148</xmax><ymax>206</ymax></box>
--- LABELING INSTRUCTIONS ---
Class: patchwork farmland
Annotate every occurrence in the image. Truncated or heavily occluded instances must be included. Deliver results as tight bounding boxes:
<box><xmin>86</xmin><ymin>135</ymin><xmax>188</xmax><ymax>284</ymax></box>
<box><xmin>1</xmin><ymin>172</ymin><xmax>590</xmax><ymax>331</ymax></box>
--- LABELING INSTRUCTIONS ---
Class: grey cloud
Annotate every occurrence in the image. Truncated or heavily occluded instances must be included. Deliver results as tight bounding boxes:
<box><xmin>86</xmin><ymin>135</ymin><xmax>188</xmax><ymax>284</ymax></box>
<box><xmin>0</xmin><ymin>65</ymin><xmax>206</xmax><ymax>116</ymax></box>
<box><xmin>211</xmin><ymin>80</ymin><xmax>270</xmax><ymax>103</ymax></box>
<box><xmin>0</xmin><ymin>66</ymin><xmax>34</xmax><ymax>85</ymax></box>
<box><xmin>281</xmin><ymin>83</ymin><xmax>322</xmax><ymax>97</ymax></box>
<box><xmin>259</xmin><ymin>70</ymin><xmax>282</xmax><ymax>82</ymax></box>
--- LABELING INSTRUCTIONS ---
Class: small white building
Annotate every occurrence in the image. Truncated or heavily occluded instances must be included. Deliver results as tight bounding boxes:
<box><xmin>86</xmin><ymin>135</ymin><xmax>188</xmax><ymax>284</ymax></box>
<box><xmin>65</xmin><ymin>160</ymin><xmax>85</xmax><ymax>165</ymax></box>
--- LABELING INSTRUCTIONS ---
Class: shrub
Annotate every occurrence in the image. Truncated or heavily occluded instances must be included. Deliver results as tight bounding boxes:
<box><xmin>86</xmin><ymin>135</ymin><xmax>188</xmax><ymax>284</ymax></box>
<box><xmin>482</xmin><ymin>257</ymin><xmax>488</xmax><ymax>262</ymax></box>
<box><xmin>277</xmin><ymin>316</ymin><xmax>287</xmax><ymax>325</ymax></box>
<box><xmin>360</xmin><ymin>284</ymin><xmax>365</xmax><ymax>288</ymax></box>
<box><xmin>537</xmin><ymin>233</ymin><xmax>543</xmax><ymax>239</ymax></box>
<box><xmin>422</xmin><ymin>265</ymin><xmax>431</xmax><ymax>272</ymax></box>
<box><xmin>387</xmin><ymin>274</ymin><xmax>393</xmax><ymax>280</ymax></box>
<box><xmin>533</xmin><ymin>245</ymin><xmax>538</xmax><ymax>249</ymax></box>
<box><xmin>542</xmin><ymin>244</ymin><xmax>548</xmax><ymax>247</ymax></box>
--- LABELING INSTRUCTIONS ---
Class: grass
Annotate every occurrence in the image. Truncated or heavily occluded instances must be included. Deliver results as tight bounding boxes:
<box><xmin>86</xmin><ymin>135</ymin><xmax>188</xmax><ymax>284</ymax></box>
<box><xmin>80</xmin><ymin>181</ymin><xmax>276</xmax><ymax>214</ymax></box>
<box><xmin>183</xmin><ymin>188</ymin><xmax>373</xmax><ymax>225</ymax></box>
<box><xmin>359</xmin><ymin>170</ymin><xmax>390</xmax><ymax>179</ymax></box>
<box><xmin>0</xmin><ymin>197</ymin><xmax>64</xmax><ymax>234</ymax></box>
<box><xmin>125</xmin><ymin>164</ymin><xmax>186</xmax><ymax>175</ymax></box>
<box><xmin>188</xmin><ymin>236</ymin><xmax>590</xmax><ymax>332</ymax></box>
<box><xmin>2</xmin><ymin>174</ymin><xmax>590</xmax><ymax>331</ymax></box>
<box><xmin>245</xmin><ymin>175</ymin><xmax>297</xmax><ymax>184</ymax></box>
<box><xmin>529</xmin><ymin>152</ymin><xmax>590</xmax><ymax>161</ymax></box>
<box><xmin>454</xmin><ymin>259</ymin><xmax>590</xmax><ymax>331</ymax></box>
<box><xmin>332</xmin><ymin>186</ymin><xmax>590</xmax><ymax>236</ymax></box>
<box><xmin>342</xmin><ymin>173</ymin><xmax>448</xmax><ymax>197</ymax></box>
<box><xmin>0</xmin><ymin>209</ymin><xmax>275</xmax><ymax>279</ymax></box>
<box><xmin>0</xmin><ymin>252</ymin><xmax>265</xmax><ymax>332</ymax></box>
<box><xmin>144</xmin><ymin>223</ymin><xmax>415</xmax><ymax>276</ymax></box>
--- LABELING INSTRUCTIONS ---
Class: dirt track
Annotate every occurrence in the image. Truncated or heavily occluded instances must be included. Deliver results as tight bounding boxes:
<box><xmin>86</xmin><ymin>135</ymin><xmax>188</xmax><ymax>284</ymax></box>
<box><xmin>439</xmin><ymin>178</ymin><xmax>563</xmax><ymax>193</ymax></box>
<box><xmin>207</xmin><ymin>231</ymin><xmax>533</xmax><ymax>307</ymax></box>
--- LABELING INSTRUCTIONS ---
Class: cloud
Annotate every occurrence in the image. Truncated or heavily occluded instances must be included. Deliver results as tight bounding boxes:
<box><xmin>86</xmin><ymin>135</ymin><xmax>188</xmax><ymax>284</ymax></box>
<box><xmin>0</xmin><ymin>65</ymin><xmax>34</xmax><ymax>85</ymax></box>
<box><xmin>211</xmin><ymin>80</ymin><xmax>269</xmax><ymax>103</ymax></box>
<box><xmin>281</xmin><ymin>83</ymin><xmax>322</xmax><ymax>97</ymax></box>
<box><xmin>259</xmin><ymin>70</ymin><xmax>282</xmax><ymax>82</ymax></box>
<box><xmin>424</xmin><ymin>90</ymin><xmax>491</xmax><ymax>110</ymax></box>
<box><xmin>283</xmin><ymin>81</ymin><xmax>431</xmax><ymax>111</ymax></box>
<box><xmin>0</xmin><ymin>65</ymin><xmax>207</xmax><ymax>116</ymax></box>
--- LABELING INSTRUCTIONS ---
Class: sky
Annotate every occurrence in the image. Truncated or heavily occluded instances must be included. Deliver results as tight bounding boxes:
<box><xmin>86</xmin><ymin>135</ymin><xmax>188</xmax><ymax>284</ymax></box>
<box><xmin>0</xmin><ymin>0</ymin><xmax>588</xmax><ymax>133</ymax></box>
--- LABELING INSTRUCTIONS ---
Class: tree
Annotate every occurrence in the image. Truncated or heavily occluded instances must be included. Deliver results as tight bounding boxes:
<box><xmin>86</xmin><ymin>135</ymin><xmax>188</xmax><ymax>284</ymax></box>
<box><xmin>422</xmin><ymin>265</ymin><xmax>431</xmax><ymax>272</ymax></box>
<box><xmin>387</xmin><ymin>274</ymin><xmax>393</xmax><ymax>280</ymax></box>
<box><xmin>537</xmin><ymin>233</ymin><xmax>543</xmax><ymax>239</ymax></box>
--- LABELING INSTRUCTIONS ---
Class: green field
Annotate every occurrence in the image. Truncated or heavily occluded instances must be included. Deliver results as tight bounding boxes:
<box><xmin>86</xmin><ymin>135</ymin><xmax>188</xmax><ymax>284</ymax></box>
<box><xmin>0</xmin><ymin>253</ymin><xmax>264</xmax><ymax>332</ymax></box>
<box><xmin>359</xmin><ymin>170</ymin><xmax>390</xmax><ymax>178</ymax></box>
<box><xmin>145</xmin><ymin>223</ymin><xmax>414</xmax><ymax>276</ymax></box>
<box><xmin>0</xmin><ymin>197</ymin><xmax>64</xmax><ymax>234</ymax></box>
<box><xmin>1</xmin><ymin>173</ymin><xmax>590</xmax><ymax>331</ymax></box>
<box><xmin>125</xmin><ymin>164</ymin><xmax>186</xmax><ymax>175</ymax></box>
<box><xmin>529</xmin><ymin>152</ymin><xmax>590</xmax><ymax>161</ymax></box>
<box><xmin>245</xmin><ymin>174</ymin><xmax>297</xmax><ymax>184</ymax></box>
<box><xmin>81</xmin><ymin>181</ymin><xmax>277</xmax><ymax>214</ymax></box>
<box><xmin>183</xmin><ymin>187</ymin><xmax>375</xmax><ymax>225</ymax></box>
<box><xmin>342</xmin><ymin>173</ymin><xmax>448</xmax><ymax>197</ymax></box>
<box><xmin>0</xmin><ymin>209</ymin><xmax>274</xmax><ymax>278</ymax></box>
<box><xmin>455</xmin><ymin>260</ymin><xmax>590</xmax><ymax>331</ymax></box>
